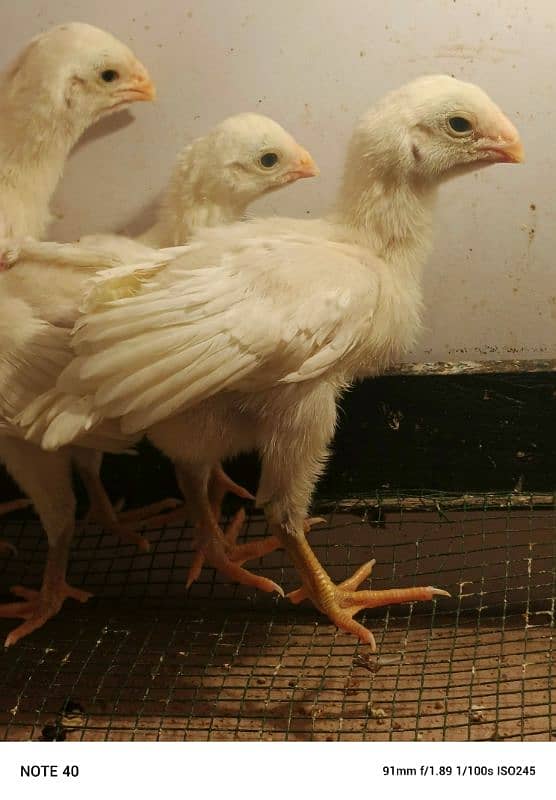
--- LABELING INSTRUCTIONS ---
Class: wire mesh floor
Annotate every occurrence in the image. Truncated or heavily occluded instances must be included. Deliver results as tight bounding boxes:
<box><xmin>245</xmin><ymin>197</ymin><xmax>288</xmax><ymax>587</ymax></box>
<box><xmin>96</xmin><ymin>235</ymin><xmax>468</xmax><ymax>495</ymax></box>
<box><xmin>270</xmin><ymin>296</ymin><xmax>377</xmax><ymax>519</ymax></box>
<box><xmin>0</xmin><ymin>493</ymin><xmax>554</xmax><ymax>741</ymax></box>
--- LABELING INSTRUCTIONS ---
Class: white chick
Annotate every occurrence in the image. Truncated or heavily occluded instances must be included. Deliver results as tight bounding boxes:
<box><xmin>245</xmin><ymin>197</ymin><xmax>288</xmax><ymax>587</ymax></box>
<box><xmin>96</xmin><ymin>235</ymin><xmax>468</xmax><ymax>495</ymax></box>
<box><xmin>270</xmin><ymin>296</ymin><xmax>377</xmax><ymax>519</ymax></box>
<box><xmin>18</xmin><ymin>76</ymin><xmax>523</xmax><ymax>648</ymax></box>
<box><xmin>0</xmin><ymin>23</ymin><xmax>155</xmax><ymax>644</ymax></box>
<box><xmin>78</xmin><ymin>114</ymin><xmax>318</xmax><ymax>534</ymax></box>
<box><xmin>0</xmin><ymin>239</ymin><xmax>176</xmax><ymax>646</ymax></box>
<box><xmin>0</xmin><ymin>21</ymin><xmax>154</xmax><ymax>522</ymax></box>
<box><xmin>0</xmin><ymin>112</ymin><xmax>317</xmax><ymax>643</ymax></box>
<box><xmin>138</xmin><ymin>113</ymin><xmax>318</xmax><ymax>547</ymax></box>
<box><xmin>0</xmin><ymin>22</ymin><xmax>154</xmax><ymax>240</ymax></box>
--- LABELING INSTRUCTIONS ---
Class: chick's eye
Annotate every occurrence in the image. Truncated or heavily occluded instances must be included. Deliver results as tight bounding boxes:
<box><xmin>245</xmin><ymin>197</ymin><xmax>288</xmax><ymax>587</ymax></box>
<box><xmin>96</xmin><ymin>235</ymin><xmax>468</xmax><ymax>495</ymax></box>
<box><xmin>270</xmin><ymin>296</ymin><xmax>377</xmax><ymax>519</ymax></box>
<box><xmin>100</xmin><ymin>69</ymin><xmax>119</xmax><ymax>83</ymax></box>
<box><xmin>260</xmin><ymin>152</ymin><xmax>279</xmax><ymax>168</ymax></box>
<box><xmin>448</xmin><ymin>116</ymin><xmax>472</xmax><ymax>134</ymax></box>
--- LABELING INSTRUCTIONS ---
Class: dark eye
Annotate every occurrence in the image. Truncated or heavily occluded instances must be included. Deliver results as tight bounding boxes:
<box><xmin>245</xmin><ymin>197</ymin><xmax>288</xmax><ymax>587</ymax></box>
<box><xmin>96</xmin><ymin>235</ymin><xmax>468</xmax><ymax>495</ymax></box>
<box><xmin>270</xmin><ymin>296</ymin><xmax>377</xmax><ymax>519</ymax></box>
<box><xmin>260</xmin><ymin>152</ymin><xmax>279</xmax><ymax>168</ymax></box>
<box><xmin>448</xmin><ymin>116</ymin><xmax>472</xmax><ymax>133</ymax></box>
<box><xmin>100</xmin><ymin>69</ymin><xmax>119</xmax><ymax>83</ymax></box>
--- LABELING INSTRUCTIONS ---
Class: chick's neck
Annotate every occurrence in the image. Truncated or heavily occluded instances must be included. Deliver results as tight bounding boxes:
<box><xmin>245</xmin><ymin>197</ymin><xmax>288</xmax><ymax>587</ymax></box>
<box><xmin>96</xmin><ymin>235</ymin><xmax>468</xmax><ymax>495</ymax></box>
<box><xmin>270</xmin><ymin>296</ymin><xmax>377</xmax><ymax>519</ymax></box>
<box><xmin>154</xmin><ymin>172</ymin><xmax>247</xmax><ymax>246</ymax></box>
<box><xmin>0</xmin><ymin>85</ymin><xmax>87</xmax><ymax>237</ymax></box>
<box><xmin>333</xmin><ymin>146</ymin><xmax>437</xmax><ymax>281</ymax></box>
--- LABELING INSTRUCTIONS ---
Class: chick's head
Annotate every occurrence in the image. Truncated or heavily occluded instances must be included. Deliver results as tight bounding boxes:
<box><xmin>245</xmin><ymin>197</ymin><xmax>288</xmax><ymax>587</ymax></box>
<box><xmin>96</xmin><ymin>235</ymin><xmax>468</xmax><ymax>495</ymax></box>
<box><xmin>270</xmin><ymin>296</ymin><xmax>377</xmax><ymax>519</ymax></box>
<box><xmin>190</xmin><ymin>113</ymin><xmax>319</xmax><ymax>205</ymax></box>
<box><xmin>352</xmin><ymin>74</ymin><xmax>523</xmax><ymax>185</ymax></box>
<box><xmin>5</xmin><ymin>22</ymin><xmax>155</xmax><ymax>125</ymax></box>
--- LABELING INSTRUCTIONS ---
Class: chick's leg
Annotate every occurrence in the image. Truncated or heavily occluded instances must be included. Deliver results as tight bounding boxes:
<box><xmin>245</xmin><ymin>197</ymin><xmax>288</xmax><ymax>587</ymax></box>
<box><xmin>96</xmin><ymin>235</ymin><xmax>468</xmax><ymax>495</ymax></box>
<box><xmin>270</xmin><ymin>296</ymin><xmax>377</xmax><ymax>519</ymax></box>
<box><xmin>146</xmin><ymin>406</ymin><xmax>282</xmax><ymax>585</ymax></box>
<box><xmin>117</xmin><ymin>462</ymin><xmax>255</xmax><ymax>533</ymax></box>
<box><xmin>186</xmin><ymin>509</ymin><xmax>326</xmax><ymax>587</ymax></box>
<box><xmin>81</xmin><ymin>457</ymin><xmax>252</xmax><ymax>537</ymax></box>
<box><xmin>0</xmin><ymin>440</ymin><xmax>91</xmax><ymax>646</ymax></box>
<box><xmin>186</xmin><ymin>461</ymin><xmax>325</xmax><ymax>584</ymax></box>
<box><xmin>73</xmin><ymin>449</ymin><xmax>152</xmax><ymax>551</ymax></box>
<box><xmin>175</xmin><ymin>461</ymin><xmax>283</xmax><ymax>595</ymax></box>
<box><xmin>180</xmin><ymin>462</ymin><xmax>288</xmax><ymax>585</ymax></box>
<box><xmin>258</xmin><ymin>391</ymin><xmax>448</xmax><ymax>651</ymax></box>
<box><xmin>273</xmin><ymin>525</ymin><xmax>447</xmax><ymax>650</ymax></box>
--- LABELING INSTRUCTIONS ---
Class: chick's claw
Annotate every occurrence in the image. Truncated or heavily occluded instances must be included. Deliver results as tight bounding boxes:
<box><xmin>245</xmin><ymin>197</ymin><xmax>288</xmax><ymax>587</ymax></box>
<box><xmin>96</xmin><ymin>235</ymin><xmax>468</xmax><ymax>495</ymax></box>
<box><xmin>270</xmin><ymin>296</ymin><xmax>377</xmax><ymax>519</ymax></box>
<box><xmin>0</xmin><ymin>582</ymin><xmax>92</xmax><ymax>647</ymax></box>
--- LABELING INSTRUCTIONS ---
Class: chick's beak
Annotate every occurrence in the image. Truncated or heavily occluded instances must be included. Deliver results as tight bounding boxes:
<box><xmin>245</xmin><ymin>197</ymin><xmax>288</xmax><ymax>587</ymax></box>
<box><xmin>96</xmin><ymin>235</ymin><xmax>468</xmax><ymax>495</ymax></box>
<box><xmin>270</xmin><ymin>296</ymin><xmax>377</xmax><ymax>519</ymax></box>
<box><xmin>118</xmin><ymin>67</ymin><xmax>156</xmax><ymax>103</ymax></box>
<box><xmin>495</xmin><ymin>138</ymin><xmax>524</xmax><ymax>163</ymax></box>
<box><xmin>479</xmin><ymin>114</ymin><xmax>524</xmax><ymax>164</ymax></box>
<box><xmin>284</xmin><ymin>149</ymin><xmax>320</xmax><ymax>182</ymax></box>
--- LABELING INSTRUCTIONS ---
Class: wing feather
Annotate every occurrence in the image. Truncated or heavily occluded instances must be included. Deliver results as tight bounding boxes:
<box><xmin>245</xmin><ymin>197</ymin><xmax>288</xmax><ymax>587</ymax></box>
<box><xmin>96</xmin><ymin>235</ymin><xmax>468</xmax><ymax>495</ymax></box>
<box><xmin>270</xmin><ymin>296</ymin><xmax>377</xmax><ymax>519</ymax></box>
<box><xmin>0</xmin><ymin>302</ymin><xmax>72</xmax><ymax>421</ymax></box>
<box><xmin>18</xmin><ymin>230</ymin><xmax>379</xmax><ymax>445</ymax></box>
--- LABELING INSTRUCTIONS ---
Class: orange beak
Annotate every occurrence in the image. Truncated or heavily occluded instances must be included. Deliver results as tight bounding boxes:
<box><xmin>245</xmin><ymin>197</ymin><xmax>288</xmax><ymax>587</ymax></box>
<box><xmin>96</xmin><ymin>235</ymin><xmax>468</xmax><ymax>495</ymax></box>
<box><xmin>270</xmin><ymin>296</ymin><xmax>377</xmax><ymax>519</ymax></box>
<box><xmin>284</xmin><ymin>148</ymin><xmax>320</xmax><ymax>182</ymax></box>
<box><xmin>478</xmin><ymin>113</ymin><xmax>524</xmax><ymax>164</ymax></box>
<box><xmin>479</xmin><ymin>138</ymin><xmax>524</xmax><ymax>164</ymax></box>
<box><xmin>117</xmin><ymin>68</ymin><xmax>156</xmax><ymax>103</ymax></box>
<box><xmin>496</xmin><ymin>138</ymin><xmax>524</xmax><ymax>163</ymax></box>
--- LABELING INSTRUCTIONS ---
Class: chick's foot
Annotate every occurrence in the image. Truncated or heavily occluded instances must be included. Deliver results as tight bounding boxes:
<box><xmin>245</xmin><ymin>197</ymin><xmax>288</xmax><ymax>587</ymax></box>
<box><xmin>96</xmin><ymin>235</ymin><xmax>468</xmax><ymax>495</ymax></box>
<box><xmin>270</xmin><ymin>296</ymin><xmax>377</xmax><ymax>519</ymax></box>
<box><xmin>186</xmin><ymin>509</ymin><xmax>284</xmax><ymax>596</ymax></box>
<box><xmin>186</xmin><ymin>511</ymin><xmax>325</xmax><ymax>587</ymax></box>
<box><xmin>80</xmin><ymin>464</ymin><xmax>185</xmax><ymax>549</ymax></box>
<box><xmin>282</xmin><ymin>538</ymin><xmax>449</xmax><ymax>650</ymax></box>
<box><xmin>112</xmin><ymin>498</ymin><xmax>187</xmax><ymax>532</ymax></box>
<box><xmin>186</xmin><ymin>508</ymin><xmax>279</xmax><ymax>587</ymax></box>
<box><xmin>115</xmin><ymin>498</ymin><xmax>182</xmax><ymax>525</ymax></box>
<box><xmin>0</xmin><ymin>582</ymin><xmax>92</xmax><ymax>647</ymax></box>
<box><xmin>85</xmin><ymin>503</ymin><xmax>151</xmax><ymax>551</ymax></box>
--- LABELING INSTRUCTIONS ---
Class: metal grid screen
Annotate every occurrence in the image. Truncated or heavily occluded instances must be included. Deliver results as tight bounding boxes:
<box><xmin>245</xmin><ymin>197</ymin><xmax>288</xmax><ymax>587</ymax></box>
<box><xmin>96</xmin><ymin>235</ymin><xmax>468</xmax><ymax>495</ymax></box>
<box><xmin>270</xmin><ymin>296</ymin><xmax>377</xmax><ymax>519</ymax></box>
<box><xmin>0</xmin><ymin>493</ymin><xmax>554</xmax><ymax>741</ymax></box>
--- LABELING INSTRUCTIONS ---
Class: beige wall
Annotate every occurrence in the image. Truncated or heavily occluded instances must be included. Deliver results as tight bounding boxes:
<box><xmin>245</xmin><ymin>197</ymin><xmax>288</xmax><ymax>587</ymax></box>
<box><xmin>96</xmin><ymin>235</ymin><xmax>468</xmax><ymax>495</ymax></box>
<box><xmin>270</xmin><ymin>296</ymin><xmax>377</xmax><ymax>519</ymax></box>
<box><xmin>3</xmin><ymin>0</ymin><xmax>554</xmax><ymax>361</ymax></box>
